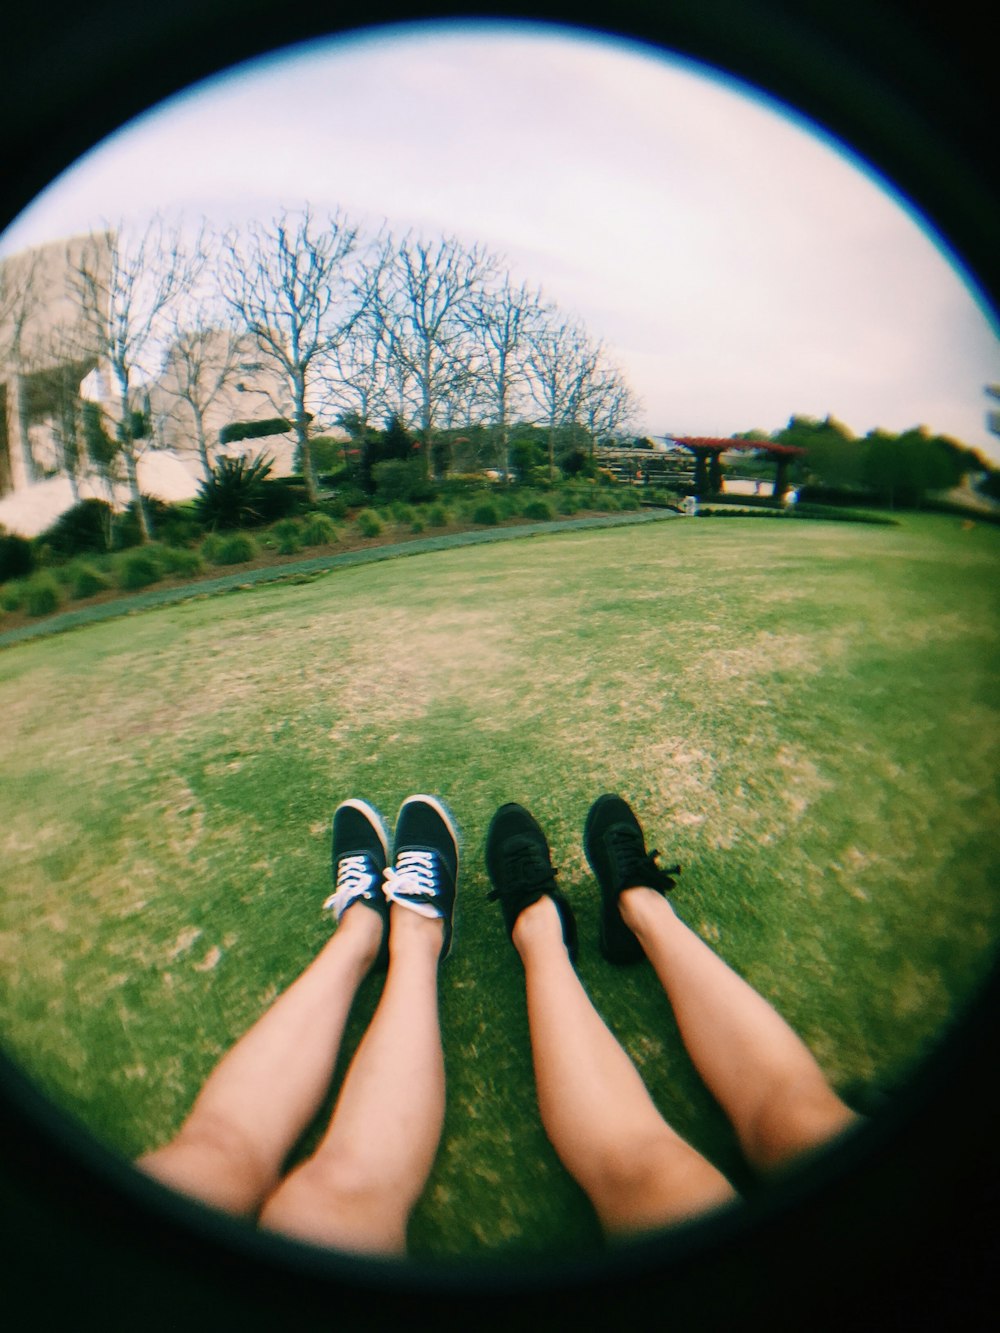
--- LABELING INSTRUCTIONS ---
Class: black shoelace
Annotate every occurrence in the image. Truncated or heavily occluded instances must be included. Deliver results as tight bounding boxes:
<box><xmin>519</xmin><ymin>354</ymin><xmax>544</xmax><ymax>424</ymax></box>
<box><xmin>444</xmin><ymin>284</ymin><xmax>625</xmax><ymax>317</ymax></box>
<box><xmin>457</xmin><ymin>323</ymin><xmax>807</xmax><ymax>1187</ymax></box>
<box><xmin>488</xmin><ymin>838</ymin><xmax>560</xmax><ymax>901</ymax></box>
<box><xmin>607</xmin><ymin>826</ymin><xmax>680</xmax><ymax>893</ymax></box>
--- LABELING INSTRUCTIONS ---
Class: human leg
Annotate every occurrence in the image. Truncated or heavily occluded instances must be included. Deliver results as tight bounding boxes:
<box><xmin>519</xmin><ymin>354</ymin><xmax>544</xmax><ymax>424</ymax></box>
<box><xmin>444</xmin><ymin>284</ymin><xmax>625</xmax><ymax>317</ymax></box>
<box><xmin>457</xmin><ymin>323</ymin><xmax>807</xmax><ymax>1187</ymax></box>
<box><xmin>585</xmin><ymin>794</ymin><xmax>860</xmax><ymax>1175</ymax></box>
<box><xmin>137</xmin><ymin>799</ymin><xmax>391</xmax><ymax>1217</ymax></box>
<box><xmin>486</xmin><ymin>804</ymin><xmax>737</xmax><ymax>1237</ymax></box>
<box><xmin>258</xmin><ymin>796</ymin><xmax>458</xmax><ymax>1254</ymax></box>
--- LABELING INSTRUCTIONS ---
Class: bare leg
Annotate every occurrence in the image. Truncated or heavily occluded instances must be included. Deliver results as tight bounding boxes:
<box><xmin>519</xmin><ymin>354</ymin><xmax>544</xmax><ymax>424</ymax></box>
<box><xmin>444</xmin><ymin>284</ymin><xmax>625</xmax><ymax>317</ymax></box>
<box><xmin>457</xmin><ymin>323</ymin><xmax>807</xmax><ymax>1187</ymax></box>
<box><xmin>137</xmin><ymin>905</ymin><xmax>382</xmax><ymax>1216</ymax></box>
<box><xmin>513</xmin><ymin>897</ymin><xmax>738</xmax><ymax>1237</ymax></box>
<box><xmin>258</xmin><ymin>906</ymin><xmax>446</xmax><ymax>1255</ymax></box>
<box><xmin>619</xmin><ymin>888</ymin><xmax>859</xmax><ymax>1174</ymax></box>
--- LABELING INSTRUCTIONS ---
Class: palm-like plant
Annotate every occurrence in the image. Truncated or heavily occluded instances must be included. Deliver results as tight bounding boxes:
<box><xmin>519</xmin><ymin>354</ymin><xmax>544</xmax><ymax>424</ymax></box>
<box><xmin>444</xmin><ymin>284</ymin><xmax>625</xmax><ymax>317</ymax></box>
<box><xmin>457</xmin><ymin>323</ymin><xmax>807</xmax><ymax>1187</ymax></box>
<box><xmin>195</xmin><ymin>452</ymin><xmax>275</xmax><ymax>530</ymax></box>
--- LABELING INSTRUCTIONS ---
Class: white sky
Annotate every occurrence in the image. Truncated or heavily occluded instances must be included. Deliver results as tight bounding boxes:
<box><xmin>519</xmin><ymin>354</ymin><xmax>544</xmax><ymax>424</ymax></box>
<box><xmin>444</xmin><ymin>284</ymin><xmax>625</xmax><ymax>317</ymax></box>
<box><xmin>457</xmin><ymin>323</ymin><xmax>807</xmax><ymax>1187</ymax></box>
<box><xmin>3</xmin><ymin>18</ymin><xmax>998</xmax><ymax>460</ymax></box>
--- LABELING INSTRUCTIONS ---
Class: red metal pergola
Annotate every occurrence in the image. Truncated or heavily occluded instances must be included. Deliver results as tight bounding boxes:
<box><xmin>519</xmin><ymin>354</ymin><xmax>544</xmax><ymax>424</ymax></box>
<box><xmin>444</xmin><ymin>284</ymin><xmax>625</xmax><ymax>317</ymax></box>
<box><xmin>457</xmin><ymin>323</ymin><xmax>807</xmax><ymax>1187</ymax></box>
<box><xmin>671</xmin><ymin>437</ymin><xmax>807</xmax><ymax>500</ymax></box>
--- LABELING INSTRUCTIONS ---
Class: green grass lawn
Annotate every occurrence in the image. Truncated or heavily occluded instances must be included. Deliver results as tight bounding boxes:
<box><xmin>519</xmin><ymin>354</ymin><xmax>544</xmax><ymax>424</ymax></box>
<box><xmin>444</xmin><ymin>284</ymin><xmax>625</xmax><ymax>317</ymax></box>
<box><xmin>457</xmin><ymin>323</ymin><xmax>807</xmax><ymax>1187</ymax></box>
<box><xmin>1</xmin><ymin>512</ymin><xmax>997</xmax><ymax>1263</ymax></box>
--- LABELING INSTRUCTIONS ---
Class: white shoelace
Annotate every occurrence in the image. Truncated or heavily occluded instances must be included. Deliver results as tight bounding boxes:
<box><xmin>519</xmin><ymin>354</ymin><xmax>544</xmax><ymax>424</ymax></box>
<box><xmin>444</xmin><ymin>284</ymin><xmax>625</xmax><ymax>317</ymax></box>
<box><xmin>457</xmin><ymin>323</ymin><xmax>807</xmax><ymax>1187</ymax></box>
<box><xmin>382</xmin><ymin>850</ymin><xmax>443</xmax><ymax>919</ymax></box>
<box><xmin>323</xmin><ymin>854</ymin><xmax>378</xmax><ymax>920</ymax></box>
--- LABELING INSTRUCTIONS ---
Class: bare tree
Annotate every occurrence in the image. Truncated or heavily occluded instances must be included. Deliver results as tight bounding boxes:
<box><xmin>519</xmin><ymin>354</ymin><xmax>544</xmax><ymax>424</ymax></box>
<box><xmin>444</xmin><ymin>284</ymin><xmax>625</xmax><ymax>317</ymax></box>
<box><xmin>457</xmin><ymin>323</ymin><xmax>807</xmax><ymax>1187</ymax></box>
<box><xmin>380</xmin><ymin>233</ymin><xmax>497</xmax><ymax>478</ymax></box>
<box><xmin>221</xmin><ymin>206</ymin><xmax>360</xmax><ymax>503</ymax></box>
<box><xmin>579</xmin><ymin>356</ymin><xmax>642</xmax><ymax>454</ymax></box>
<box><xmin>465</xmin><ymin>274</ymin><xmax>544</xmax><ymax>477</ymax></box>
<box><xmin>525</xmin><ymin>314</ymin><xmax>601</xmax><ymax>479</ymax></box>
<box><xmin>69</xmin><ymin>218</ymin><xmax>200</xmax><ymax>540</ymax></box>
<box><xmin>0</xmin><ymin>246</ymin><xmax>43</xmax><ymax>487</ymax></box>
<box><xmin>155</xmin><ymin>308</ymin><xmax>245</xmax><ymax>478</ymax></box>
<box><xmin>319</xmin><ymin>232</ymin><xmax>396</xmax><ymax>441</ymax></box>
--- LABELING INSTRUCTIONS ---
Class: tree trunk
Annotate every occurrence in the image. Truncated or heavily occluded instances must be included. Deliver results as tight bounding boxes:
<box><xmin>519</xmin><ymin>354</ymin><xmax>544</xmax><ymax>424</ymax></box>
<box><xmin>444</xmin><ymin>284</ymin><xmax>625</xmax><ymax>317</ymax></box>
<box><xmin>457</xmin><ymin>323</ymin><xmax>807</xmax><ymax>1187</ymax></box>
<box><xmin>124</xmin><ymin>446</ymin><xmax>152</xmax><ymax>541</ymax></box>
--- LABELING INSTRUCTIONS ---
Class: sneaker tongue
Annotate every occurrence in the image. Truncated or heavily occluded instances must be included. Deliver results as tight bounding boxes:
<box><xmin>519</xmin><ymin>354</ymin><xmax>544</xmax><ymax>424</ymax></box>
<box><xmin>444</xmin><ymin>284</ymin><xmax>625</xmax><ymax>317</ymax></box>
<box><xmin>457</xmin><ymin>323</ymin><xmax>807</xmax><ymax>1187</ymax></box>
<box><xmin>505</xmin><ymin>834</ymin><xmax>556</xmax><ymax>888</ymax></box>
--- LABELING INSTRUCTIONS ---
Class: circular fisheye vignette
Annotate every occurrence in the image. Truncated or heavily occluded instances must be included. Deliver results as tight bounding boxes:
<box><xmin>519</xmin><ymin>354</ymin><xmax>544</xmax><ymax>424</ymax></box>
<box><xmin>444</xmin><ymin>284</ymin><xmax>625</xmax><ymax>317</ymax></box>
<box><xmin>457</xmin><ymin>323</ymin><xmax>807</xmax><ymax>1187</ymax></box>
<box><xmin>1</xmin><ymin>7</ymin><xmax>997</xmax><ymax>1317</ymax></box>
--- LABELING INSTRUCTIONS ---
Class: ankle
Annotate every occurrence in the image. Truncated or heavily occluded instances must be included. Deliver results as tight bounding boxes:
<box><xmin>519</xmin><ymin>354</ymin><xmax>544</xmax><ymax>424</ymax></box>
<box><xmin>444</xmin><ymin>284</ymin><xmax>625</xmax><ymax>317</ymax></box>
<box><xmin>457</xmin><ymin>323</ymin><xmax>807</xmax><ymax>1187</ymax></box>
<box><xmin>511</xmin><ymin>895</ymin><xmax>564</xmax><ymax>954</ymax></box>
<box><xmin>388</xmin><ymin>904</ymin><xmax>446</xmax><ymax>957</ymax></box>
<box><xmin>618</xmin><ymin>885</ymin><xmax>675</xmax><ymax>935</ymax></box>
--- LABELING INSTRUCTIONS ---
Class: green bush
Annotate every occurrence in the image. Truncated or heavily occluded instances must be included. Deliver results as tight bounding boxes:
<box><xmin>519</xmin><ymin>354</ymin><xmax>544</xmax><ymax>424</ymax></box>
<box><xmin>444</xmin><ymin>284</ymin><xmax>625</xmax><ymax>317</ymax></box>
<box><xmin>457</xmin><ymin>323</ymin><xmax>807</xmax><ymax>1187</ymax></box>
<box><xmin>0</xmin><ymin>532</ymin><xmax>35</xmax><ymax>582</ymax></box>
<box><xmin>332</xmin><ymin>484</ymin><xmax>368</xmax><ymax>511</ymax></box>
<box><xmin>156</xmin><ymin>546</ymin><xmax>206</xmax><ymax>577</ymax></box>
<box><xmin>39</xmin><ymin>499</ymin><xmax>114</xmax><ymax>556</ymax></box>
<box><xmin>472</xmin><ymin>502</ymin><xmax>500</xmax><ymax>526</ymax></box>
<box><xmin>209</xmin><ymin>533</ymin><xmax>257</xmax><ymax>565</ymax></box>
<box><xmin>69</xmin><ymin>562</ymin><xmax>112</xmax><ymax>599</ymax></box>
<box><xmin>24</xmin><ymin>573</ymin><xmax>61</xmax><ymax>617</ymax></box>
<box><xmin>118</xmin><ymin>551</ymin><xmax>162</xmax><ymax>591</ymax></box>
<box><xmin>356</xmin><ymin>509</ymin><xmax>383</xmax><ymax>538</ymax></box>
<box><xmin>1</xmin><ymin>581</ymin><xmax>25</xmax><ymax>611</ymax></box>
<box><xmin>427</xmin><ymin>504</ymin><xmax>449</xmax><ymax>527</ymax></box>
<box><xmin>272</xmin><ymin>518</ymin><xmax>303</xmax><ymax>555</ymax></box>
<box><xmin>372</xmin><ymin>459</ymin><xmax>426</xmax><ymax>504</ymax></box>
<box><xmin>557</xmin><ymin>495</ymin><xmax>580</xmax><ymax>515</ymax></box>
<box><xmin>195</xmin><ymin>453</ymin><xmax>275</xmax><ymax>530</ymax></box>
<box><xmin>300</xmin><ymin>512</ymin><xmax>339</xmax><ymax>546</ymax></box>
<box><xmin>523</xmin><ymin>499</ymin><xmax>554</xmax><ymax>521</ymax></box>
<box><xmin>390</xmin><ymin>501</ymin><xmax>416</xmax><ymax>525</ymax></box>
<box><xmin>618</xmin><ymin>490</ymin><xmax>642</xmax><ymax>511</ymax></box>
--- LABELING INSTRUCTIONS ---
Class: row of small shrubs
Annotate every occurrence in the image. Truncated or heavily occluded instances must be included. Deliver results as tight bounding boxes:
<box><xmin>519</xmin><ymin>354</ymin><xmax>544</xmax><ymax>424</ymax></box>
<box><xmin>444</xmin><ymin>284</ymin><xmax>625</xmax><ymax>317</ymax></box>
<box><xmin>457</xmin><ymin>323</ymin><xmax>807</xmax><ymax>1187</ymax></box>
<box><xmin>695</xmin><ymin>504</ymin><xmax>897</xmax><ymax>526</ymax></box>
<box><xmin>0</xmin><ymin>480</ymin><xmax>633</xmax><ymax>620</ymax></box>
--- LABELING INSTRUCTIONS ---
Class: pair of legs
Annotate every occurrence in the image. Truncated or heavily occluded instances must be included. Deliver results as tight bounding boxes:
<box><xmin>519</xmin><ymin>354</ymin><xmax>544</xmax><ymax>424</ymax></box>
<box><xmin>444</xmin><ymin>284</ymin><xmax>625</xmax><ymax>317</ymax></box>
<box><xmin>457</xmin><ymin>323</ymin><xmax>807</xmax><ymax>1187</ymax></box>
<box><xmin>138</xmin><ymin>796</ymin><xmax>457</xmax><ymax>1256</ymax></box>
<box><xmin>486</xmin><ymin>797</ymin><xmax>859</xmax><ymax>1237</ymax></box>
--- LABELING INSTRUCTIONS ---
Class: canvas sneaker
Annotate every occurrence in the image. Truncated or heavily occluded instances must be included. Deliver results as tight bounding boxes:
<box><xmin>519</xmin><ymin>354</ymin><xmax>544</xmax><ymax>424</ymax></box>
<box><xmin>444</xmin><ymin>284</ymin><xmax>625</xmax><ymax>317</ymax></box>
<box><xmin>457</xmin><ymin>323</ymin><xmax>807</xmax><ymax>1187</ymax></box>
<box><xmin>323</xmin><ymin>799</ymin><xmax>392</xmax><ymax>967</ymax></box>
<box><xmin>485</xmin><ymin>803</ymin><xmax>578</xmax><ymax>961</ymax></box>
<box><xmin>382</xmin><ymin>795</ymin><xmax>460</xmax><ymax>961</ymax></box>
<box><xmin>583</xmin><ymin>793</ymin><xmax>680</xmax><ymax>964</ymax></box>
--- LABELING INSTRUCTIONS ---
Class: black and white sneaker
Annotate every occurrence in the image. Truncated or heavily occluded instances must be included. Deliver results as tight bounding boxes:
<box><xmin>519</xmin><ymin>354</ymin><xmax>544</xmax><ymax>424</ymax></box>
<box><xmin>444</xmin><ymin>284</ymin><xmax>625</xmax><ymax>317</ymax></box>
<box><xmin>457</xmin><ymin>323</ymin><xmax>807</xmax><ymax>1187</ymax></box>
<box><xmin>324</xmin><ymin>799</ymin><xmax>391</xmax><ymax>967</ymax></box>
<box><xmin>485</xmin><ymin>803</ymin><xmax>578</xmax><ymax>961</ymax></box>
<box><xmin>583</xmin><ymin>794</ymin><xmax>680</xmax><ymax>965</ymax></box>
<box><xmin>383</xmin><ymin>795</ymin><xmax>460</xmax><ymax>960</ymax></box>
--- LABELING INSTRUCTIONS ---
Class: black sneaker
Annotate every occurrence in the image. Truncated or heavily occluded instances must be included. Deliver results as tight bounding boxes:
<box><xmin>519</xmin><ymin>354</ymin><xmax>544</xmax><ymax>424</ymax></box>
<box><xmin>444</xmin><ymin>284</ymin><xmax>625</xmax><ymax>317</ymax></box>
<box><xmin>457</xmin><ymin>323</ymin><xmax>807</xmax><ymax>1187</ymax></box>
<box><xmin>583</xmin><ymin>794</ymin><xmax>680</xmax><ymax>964</ymax></box>
<box><xmin>324</xmin><ymin>799</ymin><xmax>391</xmax><ymax>968</ymax></box>
<box><xmin>485</xmin><ymin>803</ymin><xmax>578</xmax><ymax>962</ymax></box>
<box><xmin>383</xmin><ymin>795</ymin><xmax>460</xmax><ymax>960</ymax></box>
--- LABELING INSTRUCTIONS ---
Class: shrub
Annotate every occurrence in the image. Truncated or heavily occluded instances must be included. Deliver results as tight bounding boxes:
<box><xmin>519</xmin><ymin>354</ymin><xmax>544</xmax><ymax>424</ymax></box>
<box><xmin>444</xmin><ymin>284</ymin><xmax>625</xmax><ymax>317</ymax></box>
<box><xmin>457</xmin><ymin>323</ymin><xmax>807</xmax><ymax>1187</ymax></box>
<box><xmin>156</xmin><ymin>546</ymin><xmax>206</xmax><ymax>577</ymax></box>
<box><xmin>0</xmin><ymin>532</ymin><xmax>34</xmax><ymax>582</ymax></box>
<box><xmin>427</xmin><ymin>504</ymin><xmax>449</xmax><ymax>527</ymax></box>
<box><xmin>372</xmin><ymin>459</ymin><xmax>426</xmax><ymax>504</ymax></box>
<box><xmin>39</xmin><ymin>499</ymin><xmax>114</xmax><ymax>556</ymax></box>
<box><xmin>557</xmin><ymin>495</ymin><xmax>580</xmax><ymax>516</ymax></box>
<box><xmin>195</xmin><ymin>453</ymin><xmax>275</xmax><ymax>529</ymax></box>
<box><xmin>523</xmin><ymin>499</ymin><xmax>554</xmax><ymax>521</ymax></box>
<box><xmin>69</xmin><ymin>562</ymin><xmax>112</xmax><ymax>599</ymax></box>
<box><xmin>210</xmin><ymin>533</ymin><xmax>257</xmax><ymax>565</ymax></box>
<box><xmin>332</xmin><ymin>484</ymin><xmax>368</xmax><ymax>511</ymax></box>
<box><xmin>356</xmin><ymin>509</ymin><xmax>383</xmax><ymax>538</ymax></box>
<box><xmin>618</xmin><ymin>490</ymin><xmax>642</xmax><ymax>511</ymax></box>
<box><xmin>1</xmin><ymin>581</ymin><xmax>25</xmax><ymax>611</ymax></box>
<box><xmin>118</xmin><ymin>551</ymin><xmax>162</xmax><ymax>591</ymax></box>
<box><xmin>114</xmin><ymin>496</ymin><xmax>195</xmax><ymax>549</ymax></box>
<box><xmin>472</xmin><ymin>502</ymin><xmax>500</xmax><ymax>526</ymax></box>
<box><xmin>272</xmin><ymin>518</ymin><xmax>303</xmax><ymax>555</ymax></box>
<box><xmin>300</xmin><ymin>512</ymin><xmax>339</xmax><ymax>546</ymax></box>
<box><xmin>410</xmin><ymin>516</ymin><xmax>425</xmax><ymax>534</ymax></box>
<box><xmin>24</xmin><ymin>573</ymin><xmax>61</xmax><ymax>617</ymax></box>
<box><xmin>390</xmin><ymin>501</ymin><xmax>416</xmax><ymax>525</ymax></box>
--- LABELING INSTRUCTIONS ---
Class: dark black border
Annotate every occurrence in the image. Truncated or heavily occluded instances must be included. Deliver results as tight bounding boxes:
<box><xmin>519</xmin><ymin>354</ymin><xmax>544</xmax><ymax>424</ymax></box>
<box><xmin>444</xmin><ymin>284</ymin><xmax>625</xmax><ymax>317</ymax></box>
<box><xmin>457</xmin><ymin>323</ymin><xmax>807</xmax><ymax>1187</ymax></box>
<box><xmin>2</xmin><ymin>4</ymin><xmax>998</xmax><ymax>1328</ymax></box>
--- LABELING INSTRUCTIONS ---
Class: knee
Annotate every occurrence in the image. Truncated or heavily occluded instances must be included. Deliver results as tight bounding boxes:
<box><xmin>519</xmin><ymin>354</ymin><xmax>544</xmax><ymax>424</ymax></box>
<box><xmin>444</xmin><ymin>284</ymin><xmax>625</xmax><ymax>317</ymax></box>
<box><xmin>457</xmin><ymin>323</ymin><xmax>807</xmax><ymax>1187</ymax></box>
<box><xmin>259</xmin><ymin>1153</ymin><xmax>408</xmax><ymax>1252</ymax></box>
<box><xmin>139</xmin><ymin>1112</ymin><xmax>279</xmax><ymax>1216</ymax></box>
<box><xmin>745</xmin><ymin>1078</ymin><xmax>860</xmax><ymax>1174</ymax></box>
<box><xmin>585</xmin><ymin>1131</ymin><xmax>737</xmax><ymax>1233</ymax></box>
